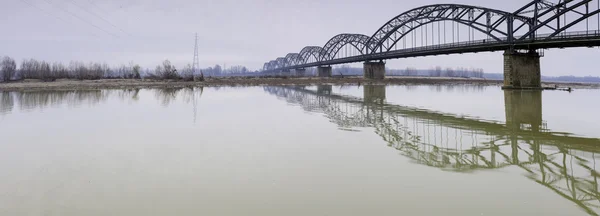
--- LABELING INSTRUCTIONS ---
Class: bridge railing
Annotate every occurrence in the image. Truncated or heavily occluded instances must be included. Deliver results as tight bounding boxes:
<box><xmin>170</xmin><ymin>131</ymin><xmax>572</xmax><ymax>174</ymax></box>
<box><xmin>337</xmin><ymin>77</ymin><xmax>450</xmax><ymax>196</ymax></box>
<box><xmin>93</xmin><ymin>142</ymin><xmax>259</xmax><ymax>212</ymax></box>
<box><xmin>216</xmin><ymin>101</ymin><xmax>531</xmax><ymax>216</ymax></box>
<box><xmin>535</xmin><ymin>30</ymin><xmax>600</xmax><ymax>40</ymax></box>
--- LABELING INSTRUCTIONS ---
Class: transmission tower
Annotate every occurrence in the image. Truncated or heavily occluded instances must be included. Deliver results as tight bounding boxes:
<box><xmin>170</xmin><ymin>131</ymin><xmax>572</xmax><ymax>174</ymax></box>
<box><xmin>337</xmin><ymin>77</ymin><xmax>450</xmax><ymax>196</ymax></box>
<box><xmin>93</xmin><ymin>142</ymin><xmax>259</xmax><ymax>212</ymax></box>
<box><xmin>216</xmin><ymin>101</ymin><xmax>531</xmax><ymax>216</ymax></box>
<box><xmin>192</xmin><ymin>33</ymin><xmax>200</xmax><ymax>75</ymax></box>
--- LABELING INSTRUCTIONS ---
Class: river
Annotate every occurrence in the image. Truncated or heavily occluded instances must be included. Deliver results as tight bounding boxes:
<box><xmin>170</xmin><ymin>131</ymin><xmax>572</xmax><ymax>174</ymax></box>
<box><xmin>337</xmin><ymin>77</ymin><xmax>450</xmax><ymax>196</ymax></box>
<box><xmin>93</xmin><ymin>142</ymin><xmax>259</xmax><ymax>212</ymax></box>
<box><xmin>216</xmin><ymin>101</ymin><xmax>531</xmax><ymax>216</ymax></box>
<box><xmin>0</xmin><ymin>85</ymin><xmax>599</xmax><ymax>216</ymax></box>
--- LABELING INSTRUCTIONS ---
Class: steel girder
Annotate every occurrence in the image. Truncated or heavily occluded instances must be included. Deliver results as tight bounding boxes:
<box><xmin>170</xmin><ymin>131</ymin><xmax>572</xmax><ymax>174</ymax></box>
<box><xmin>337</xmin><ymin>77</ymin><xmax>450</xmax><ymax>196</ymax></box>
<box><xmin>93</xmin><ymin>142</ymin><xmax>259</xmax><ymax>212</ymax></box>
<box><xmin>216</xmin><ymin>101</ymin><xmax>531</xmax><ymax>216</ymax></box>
<box><xmin>367</xmin><ymin>4</ymin><xmax>532</xmax><ymax>53</ymax></box>
<box><xmin>321</xmin><ymin>34</ymin><xmax>374</xmax><ymax>61</ymax></box>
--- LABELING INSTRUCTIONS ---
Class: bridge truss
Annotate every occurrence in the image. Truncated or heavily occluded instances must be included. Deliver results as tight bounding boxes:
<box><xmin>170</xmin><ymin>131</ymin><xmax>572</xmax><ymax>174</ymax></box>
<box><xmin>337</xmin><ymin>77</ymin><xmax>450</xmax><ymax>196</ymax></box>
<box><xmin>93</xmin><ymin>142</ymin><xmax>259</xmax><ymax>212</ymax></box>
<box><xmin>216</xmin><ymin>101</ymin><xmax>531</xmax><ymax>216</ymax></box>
<box><xmin>263</xmin><ymin>0</ymin><xmax>600</xmax><ymax>73</ymax></box>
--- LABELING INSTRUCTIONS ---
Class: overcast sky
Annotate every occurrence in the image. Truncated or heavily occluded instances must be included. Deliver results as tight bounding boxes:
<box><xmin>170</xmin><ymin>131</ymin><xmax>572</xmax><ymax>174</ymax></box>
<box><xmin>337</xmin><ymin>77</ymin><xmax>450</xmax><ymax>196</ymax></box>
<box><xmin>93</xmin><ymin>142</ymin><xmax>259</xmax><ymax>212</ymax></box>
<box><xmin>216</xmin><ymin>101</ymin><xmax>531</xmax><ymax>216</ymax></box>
<box><xmin>1</xmin><ymin>0</ymin><xmax>599</xmax><ymax>75</ymax></box>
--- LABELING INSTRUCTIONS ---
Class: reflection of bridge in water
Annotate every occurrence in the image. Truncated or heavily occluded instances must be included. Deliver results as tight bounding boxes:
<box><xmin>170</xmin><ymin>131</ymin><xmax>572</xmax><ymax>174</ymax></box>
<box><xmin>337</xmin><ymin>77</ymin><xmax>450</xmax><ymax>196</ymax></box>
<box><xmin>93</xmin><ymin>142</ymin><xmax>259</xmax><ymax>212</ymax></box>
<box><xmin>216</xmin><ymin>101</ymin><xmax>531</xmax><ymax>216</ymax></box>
<box><xmin>265</xmin><ymin>85</ymin><xmax>600</xmax><ymax>215</ymax></box>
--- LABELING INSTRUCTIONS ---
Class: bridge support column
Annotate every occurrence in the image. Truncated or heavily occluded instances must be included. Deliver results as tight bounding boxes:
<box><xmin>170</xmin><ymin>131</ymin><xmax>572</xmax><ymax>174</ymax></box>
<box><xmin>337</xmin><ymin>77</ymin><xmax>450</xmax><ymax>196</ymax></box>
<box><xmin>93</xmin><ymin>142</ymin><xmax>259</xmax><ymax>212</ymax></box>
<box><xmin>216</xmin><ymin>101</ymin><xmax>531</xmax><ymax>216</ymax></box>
<box><xmin>317</xmin><ymin>66</ymin><xmax>332</xmax><ymax>77</ymax></box>
<box><xmin>295</xmin><ymin>68</ymin><xmax>306</xmax><ymax>77</ymax></box>
<box><xmin>363</xmin><ymin>61</ymin><xmax>385</xmax><ymax>79</ymax></box>
<box><xmin>503</xmin><ymin>50</ymin><xmax>541</xmax><ymax>89</ymax></box>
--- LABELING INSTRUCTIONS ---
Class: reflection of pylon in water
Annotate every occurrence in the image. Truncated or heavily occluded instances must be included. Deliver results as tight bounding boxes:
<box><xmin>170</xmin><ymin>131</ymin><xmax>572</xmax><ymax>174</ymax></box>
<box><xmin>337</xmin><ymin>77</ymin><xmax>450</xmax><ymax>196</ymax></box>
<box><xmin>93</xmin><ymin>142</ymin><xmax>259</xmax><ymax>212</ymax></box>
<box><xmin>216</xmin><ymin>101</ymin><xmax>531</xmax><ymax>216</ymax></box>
<box><xmin>191</xmin><ymin>87</ymin><xmax>203</xmax><ymax>124</ymax></box>
<box><xmin>192</xmin><ymin>33</ymin><xmax>200</xmax><ymax>76</ymax></box>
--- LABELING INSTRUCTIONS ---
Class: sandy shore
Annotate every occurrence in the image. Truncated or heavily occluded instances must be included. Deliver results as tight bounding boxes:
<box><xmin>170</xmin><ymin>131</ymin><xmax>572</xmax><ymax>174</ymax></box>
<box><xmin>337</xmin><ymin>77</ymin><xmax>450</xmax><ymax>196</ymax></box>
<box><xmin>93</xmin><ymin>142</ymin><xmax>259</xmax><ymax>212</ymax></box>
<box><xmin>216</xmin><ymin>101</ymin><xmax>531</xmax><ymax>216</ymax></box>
<box><xmin>0</xmin><ymin>77</ymin><xmax>597</xmax><ymax>91</ymax></box>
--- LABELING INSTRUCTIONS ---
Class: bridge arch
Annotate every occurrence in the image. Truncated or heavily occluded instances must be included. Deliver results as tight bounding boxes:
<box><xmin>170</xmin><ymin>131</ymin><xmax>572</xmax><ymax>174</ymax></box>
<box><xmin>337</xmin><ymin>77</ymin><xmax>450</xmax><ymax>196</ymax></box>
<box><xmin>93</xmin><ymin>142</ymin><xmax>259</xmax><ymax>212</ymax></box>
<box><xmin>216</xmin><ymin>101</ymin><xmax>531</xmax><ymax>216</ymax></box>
<box><xmin>265</xmin><ymin>60</ymin><xmax>277</xmax><ymax>71</ymax></box>
<box><xmin>275</xmin><ymin>57</ymin><xmax>287</xmax><ymax>69</ymax></box>
<box><xmin>367</xmin><ymin>4</ymin><xmax>532</xmax><ymax>53</ymax></box>
<box><xmin>516</xmin><ymin>1</ymin><xmax>600</xmax><ymax>40</ymax></box>
<box><xmin>298</xmin><ymin>46</ymin><xmax>327</xmax><ymax>64</ymax></box>
<box><xmin>321</xmin><ymin>34</ymin><xmax>374</xmax><ymax>61</ymax></box>
<box><xmin>284</xmin><ymin>53</ymin><xmax>301</xmax><ymax>67</ymax></box>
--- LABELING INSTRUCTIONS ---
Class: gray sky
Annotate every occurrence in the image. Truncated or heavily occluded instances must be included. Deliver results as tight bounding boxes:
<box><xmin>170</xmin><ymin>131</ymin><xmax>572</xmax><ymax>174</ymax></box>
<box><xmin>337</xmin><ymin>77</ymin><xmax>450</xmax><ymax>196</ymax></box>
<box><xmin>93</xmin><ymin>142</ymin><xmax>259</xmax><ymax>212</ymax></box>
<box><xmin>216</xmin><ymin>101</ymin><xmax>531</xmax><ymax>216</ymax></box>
<box><xmin>1</xmin><ymin>0</ymin><xmax>599</xmax><ymax>75</ymax></box>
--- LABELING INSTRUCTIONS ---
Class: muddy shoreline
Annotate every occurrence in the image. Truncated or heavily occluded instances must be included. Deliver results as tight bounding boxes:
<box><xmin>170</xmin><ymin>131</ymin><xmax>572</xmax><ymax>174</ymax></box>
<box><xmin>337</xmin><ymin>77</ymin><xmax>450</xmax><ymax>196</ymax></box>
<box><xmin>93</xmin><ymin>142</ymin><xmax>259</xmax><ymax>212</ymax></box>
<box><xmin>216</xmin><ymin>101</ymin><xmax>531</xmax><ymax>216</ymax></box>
<box><xmin>0</xmin><ymin>77</ymin><xmax>598</xmax><ymax>91</ymax></box>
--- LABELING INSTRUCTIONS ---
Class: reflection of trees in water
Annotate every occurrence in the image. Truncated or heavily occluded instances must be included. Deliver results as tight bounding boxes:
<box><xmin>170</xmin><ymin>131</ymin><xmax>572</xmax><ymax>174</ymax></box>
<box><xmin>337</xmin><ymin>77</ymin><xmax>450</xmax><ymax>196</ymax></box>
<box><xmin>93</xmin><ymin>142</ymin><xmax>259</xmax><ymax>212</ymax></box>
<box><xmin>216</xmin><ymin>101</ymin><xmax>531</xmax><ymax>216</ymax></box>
<box><xmin>153</xmin><ymin>87</ymin><xmax>204</xmax><ymax>123</ymax></box>
<box><xmin>264</xmin><ymin>85</ymin><xmax>600</xmax><ymax>215</ymax></box>
<box><xmin>153</xmin><ymin>87</ymin><xmax>204</xmax><ymax>107</ymax></box>
<box><xmin>0</xmin><ymin>88</ymin><xmax>206</xmax><ymax>120</ymax></box>
<box><xmin>17</xmin><ymin>90</ymin><xmax>107</xmax><ymax>111</ymax></box>
<box><xmin>154</xmin><ymin>88</ymin><xmax>181</xmax><ymax>107</ymax></box>
<box><xmin>0</xmin><ymin>92</ymin><xmax>15</xmax><ymax>114</ymax></box>
<box><xmin>117</xmin><ymin>88</ymin><xmax>141</xmax><ymax>102</ymax></box>
<box><xmin>0</xmin><ymin>89</ymin><xmax>150</xmax><ymax>115</ymax></box>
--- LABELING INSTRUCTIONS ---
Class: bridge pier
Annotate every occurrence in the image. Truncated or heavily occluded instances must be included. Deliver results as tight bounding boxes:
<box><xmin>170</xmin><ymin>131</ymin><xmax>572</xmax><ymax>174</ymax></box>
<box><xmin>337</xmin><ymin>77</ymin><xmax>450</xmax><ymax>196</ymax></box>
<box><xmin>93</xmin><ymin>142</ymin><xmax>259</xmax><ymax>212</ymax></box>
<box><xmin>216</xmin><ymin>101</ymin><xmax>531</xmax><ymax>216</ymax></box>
<box><xmin>503</xmin><ymin>50</ymin><xmax>541</xmax><ymax>89</ymax></box>
<box><xmin>295</xmin><ymin>68</ymin><xmax>306</xmax><ymax>77</ymax></box>
<box><xmin>363</xmin><ymin>61</ymin><xmax>385</xmax><ymax>79</ymax></box>
<box><xmin>317</xmin><ymin>66</ymin><xmax>332</xmax><ymax>77</ymax></box>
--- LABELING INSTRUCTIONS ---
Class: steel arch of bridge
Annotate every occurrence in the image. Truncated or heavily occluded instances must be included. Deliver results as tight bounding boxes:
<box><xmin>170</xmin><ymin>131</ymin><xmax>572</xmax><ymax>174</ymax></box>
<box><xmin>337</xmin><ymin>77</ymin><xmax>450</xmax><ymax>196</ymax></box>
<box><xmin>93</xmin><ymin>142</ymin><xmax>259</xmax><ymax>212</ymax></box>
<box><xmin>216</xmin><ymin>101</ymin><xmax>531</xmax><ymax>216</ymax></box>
<box><xmin>284</xmin><ymin>53</ymin><xmax>301</xmax><ymax>67</ymax></box>
<box><xmin>321</xmin><ymin>34</ymin><xmax>374</xmax><ymax>60</ymax></box>
<box><xmin>298</xmin><ymin>46</ymin><xmax>327</xmax><ymax>64</ymax></box>
<box><xmin>366</xmin><ymin>4</ymin><xmax>532</xmax><ymax>53</ymax></box>
<box><xmin>263</xmin><ymin>0</ymin><xmax>600</xmax><ymax>72</ymax></box>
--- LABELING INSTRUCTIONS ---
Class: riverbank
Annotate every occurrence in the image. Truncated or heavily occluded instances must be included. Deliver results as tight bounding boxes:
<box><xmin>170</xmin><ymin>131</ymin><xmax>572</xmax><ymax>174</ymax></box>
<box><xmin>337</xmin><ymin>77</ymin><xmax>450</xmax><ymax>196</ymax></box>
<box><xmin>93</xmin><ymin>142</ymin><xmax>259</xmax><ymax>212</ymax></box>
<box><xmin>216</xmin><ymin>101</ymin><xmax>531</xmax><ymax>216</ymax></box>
<box><xmin>0</xmin><ymin>76</ymin><xmax>598</xmax><ymax>91</ymax></box>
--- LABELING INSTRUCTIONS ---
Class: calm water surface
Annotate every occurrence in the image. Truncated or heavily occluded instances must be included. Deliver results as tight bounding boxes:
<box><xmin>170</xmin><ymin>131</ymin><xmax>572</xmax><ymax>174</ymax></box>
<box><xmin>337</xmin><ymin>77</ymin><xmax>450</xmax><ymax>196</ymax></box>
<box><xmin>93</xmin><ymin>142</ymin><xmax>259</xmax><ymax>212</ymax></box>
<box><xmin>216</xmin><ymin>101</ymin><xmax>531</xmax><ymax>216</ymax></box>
<box><xmin>0</xmin><ymin>85</ymin><xmax>599</xmax><ymax>216</ymax></box>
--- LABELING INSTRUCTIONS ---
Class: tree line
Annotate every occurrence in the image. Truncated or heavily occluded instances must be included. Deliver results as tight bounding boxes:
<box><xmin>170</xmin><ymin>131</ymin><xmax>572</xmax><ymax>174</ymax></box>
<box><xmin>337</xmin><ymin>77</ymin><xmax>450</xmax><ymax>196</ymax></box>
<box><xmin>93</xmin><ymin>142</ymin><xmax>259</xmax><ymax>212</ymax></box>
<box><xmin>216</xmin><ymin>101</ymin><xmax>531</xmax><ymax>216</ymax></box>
<box><xmin>0</xmin><ymin>56</ymin><xmax>145</xmax><ymax>82</ymax></box>
<box><xmin>0</xmin><ymin>56</ymin><xmax>261</xmax><ymax>83</ymax></box>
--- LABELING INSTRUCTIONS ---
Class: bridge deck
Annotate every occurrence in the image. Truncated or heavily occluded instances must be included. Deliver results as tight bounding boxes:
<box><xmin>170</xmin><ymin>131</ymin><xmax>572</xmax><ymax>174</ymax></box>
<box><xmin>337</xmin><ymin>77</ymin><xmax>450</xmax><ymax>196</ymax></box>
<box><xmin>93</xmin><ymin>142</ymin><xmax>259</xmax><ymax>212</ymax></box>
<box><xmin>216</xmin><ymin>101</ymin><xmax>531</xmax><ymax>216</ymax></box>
<box><xmin>267</xmin><ymin>32</ymin><xmax>600</xmax><ymax>72</ymax></box>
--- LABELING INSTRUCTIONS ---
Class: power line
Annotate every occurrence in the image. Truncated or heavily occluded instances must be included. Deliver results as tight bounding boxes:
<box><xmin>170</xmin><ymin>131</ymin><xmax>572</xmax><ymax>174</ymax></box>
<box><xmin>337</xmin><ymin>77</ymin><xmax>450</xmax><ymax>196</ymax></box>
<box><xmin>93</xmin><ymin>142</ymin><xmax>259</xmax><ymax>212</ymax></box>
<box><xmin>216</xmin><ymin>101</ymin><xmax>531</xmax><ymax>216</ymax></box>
<box><xmin>18</xmin><ymin>0</ymin><xmax>99</xmax><ymax>37</ymax></box>
<box><xmin>67</xmin><ymin>0</ymin><xmax>130</xmax><ymax>36</ymax></box>
<box><xmin>42</xmin><ymin>0</ymin><xmax>119</xmax><ymax>38</ymax></box>
<box><xmin>86</xmin><ymin>0</ymin><xmax>110</xmax><ymax>15</ymax></box>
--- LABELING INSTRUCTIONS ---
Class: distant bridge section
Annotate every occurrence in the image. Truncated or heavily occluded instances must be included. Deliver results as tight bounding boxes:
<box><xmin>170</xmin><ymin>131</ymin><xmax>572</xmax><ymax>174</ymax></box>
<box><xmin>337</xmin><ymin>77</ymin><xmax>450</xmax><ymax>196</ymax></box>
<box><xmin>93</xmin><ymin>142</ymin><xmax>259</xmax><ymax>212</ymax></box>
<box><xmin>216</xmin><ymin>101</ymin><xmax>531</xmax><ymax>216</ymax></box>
<box><xmin>262</xmin><ymin>0</ymin><xmax>600</xmax><ymax>89</ymax></box>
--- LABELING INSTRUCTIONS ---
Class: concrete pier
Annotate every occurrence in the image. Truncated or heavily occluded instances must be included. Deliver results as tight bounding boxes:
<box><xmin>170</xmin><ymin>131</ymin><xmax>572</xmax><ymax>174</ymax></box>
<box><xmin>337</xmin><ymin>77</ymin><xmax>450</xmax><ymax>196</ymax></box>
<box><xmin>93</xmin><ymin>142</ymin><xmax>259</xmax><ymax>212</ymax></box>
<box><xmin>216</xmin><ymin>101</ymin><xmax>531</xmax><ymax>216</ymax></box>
<box><xmin>503</xmin><ymin>50</ymin><xmax>541</xmax><ymax>89</ymax></box>
<box><xmin>363</xmin><ymin>61</ymin><xmax>386</xmax><ymax>79</ymax></box>
<box><xmin>317</xmin><ymin>66</ymin><xmax>332</xmax><ymax>77</ymax></box>
<box><xmin>295</xmin><ymin>68</ymin><xmax>306</xmax><ymax>77</ymax></box>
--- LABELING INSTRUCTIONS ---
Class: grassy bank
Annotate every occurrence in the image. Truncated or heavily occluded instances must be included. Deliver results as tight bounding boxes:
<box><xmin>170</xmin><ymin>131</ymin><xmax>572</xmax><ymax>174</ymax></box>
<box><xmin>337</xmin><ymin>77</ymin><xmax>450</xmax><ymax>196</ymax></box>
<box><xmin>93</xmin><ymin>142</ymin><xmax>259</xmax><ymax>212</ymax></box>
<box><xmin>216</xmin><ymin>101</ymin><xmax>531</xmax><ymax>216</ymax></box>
<box><xmin>0</xmin><ymin>76</ymin><xmax>597</xmax><ymax>91</ymax></box>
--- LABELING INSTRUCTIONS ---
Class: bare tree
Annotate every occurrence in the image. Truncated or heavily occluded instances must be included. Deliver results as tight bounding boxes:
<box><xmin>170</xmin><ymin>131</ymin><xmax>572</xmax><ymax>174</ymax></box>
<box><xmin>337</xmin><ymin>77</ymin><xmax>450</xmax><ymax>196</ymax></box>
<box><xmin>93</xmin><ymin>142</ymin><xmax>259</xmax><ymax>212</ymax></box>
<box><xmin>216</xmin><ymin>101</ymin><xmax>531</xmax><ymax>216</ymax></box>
<box><xmin>0</xmin><ymin>56</ymin><xmax>17</xmax><ymax>82</ymax></box>
<box><xmin>20</xmin><ymin>59</ymin><xmax>40</xmax><ymax>79</ymax></box>
<box><xmin>51</xmin><ymin>62</ymin><xmax>69</xmax><ymax>79</ymax></box>
<box><xmin>155</xmin><ymin>60</ymin><xmax>179</xmax><ymax>79</ymax></box>
<box><xmin>132</xmin><ymin>64</ymin><xmax>141</xmax><ymax>79</ymax></box>
<box><xmin>181</xmin><ymin>64</ymin><xmax>194</xmax><ymax>81</ymax></box>
<box><xmin>39</xmin><ymin>61</ymin><xmax>53</xmax><ymax>81</ymax></box>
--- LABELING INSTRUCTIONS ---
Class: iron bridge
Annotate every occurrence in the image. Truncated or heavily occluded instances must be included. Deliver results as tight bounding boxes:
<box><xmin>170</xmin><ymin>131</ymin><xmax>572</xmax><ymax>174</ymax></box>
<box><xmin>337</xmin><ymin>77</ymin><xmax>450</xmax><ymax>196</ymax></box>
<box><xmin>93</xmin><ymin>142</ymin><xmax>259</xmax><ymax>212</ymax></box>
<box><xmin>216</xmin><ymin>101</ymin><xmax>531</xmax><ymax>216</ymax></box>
<box><xmin>262</xmin><ymin>0</ymin><xmax>600</xmax><ymax>73</ymax></box>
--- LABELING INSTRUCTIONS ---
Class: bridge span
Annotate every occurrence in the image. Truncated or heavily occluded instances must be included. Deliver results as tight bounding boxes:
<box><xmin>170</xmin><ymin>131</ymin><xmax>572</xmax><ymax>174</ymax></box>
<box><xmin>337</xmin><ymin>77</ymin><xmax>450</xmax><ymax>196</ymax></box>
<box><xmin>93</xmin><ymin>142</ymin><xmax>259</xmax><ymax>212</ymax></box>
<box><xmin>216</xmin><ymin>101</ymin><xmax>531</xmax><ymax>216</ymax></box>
<box><xmin>264</xmin><ymin>85</ymin><xmax>600</xmax><ymax>215</ymax></box>
<box><xmin>262</xmin><ymin>0</ymin><xmax>600</xmax><ymax>89</ymax></box>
